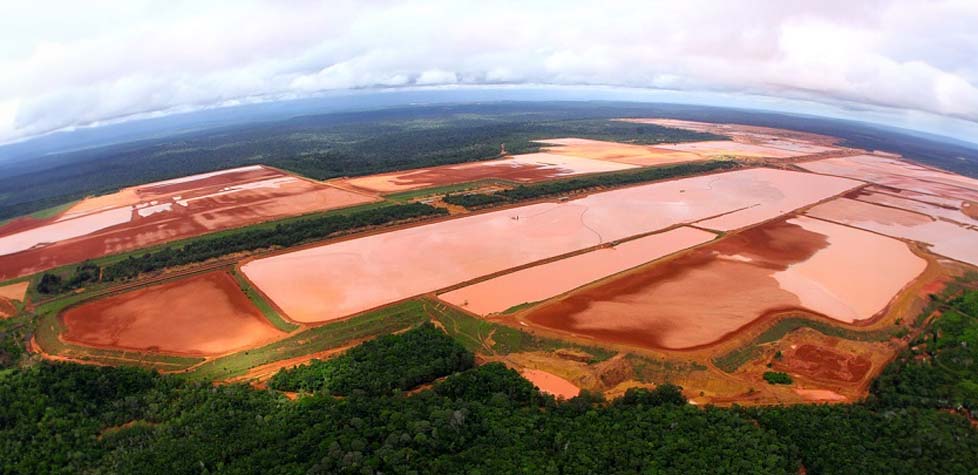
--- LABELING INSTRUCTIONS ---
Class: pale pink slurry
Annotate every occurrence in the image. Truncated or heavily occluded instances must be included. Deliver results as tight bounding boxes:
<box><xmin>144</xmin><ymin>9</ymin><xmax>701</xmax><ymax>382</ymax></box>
<box><xmin>773</xmin><ymin>216</ymin><xmax>926</xmax><ymax>323</ymax></box>
<box><xmin>806</xmin><ymin>198</ymin><xmax>978</xmax><ymax>266</ymax></box>
<box><xmin>794</xmin><ymin>388</ymin><xmax>847</xmax><ymax>402</ymax></box>
<box><xmin>800</xmin><ymin>154</ymin><xmax>978</xmax><ymax>203</ymax></box>
<box><xmin>855</xmin><ymin>191</ymin><xmax>978</xmax><ymax>226</ymax></box>
<box><xmin>243</xmin><ymin>168</ymin><xmax>860</xmax><ymax>324</ymax></box>
<box><xmin>439</xmin><ymin>227</ymin><xmax>716</xmax><ymax>315</ymax></box>
<box><xmin>0</xmin><ymin>207</ymin><xmax>132</xmax><ymax>256</ymax></box>
<box><xmin>521</xmin><ymin>369</ymin><xmax>580</xmax><ymax>399</ymax></box>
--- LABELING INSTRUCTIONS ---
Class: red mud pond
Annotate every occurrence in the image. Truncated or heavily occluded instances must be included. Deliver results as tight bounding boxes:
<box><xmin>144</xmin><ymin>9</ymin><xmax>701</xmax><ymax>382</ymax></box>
<box><xmin>521</xmin><ymin>216</ymin><xmax>925</xmax><ymax>350</ymax></box>
<box><xmin>243</xmin><ymin>169</ymin><xmax>860</xmax><ymax>324</ymax></box>
<box><xmin>0</xmin><ymin>165</ymin><xmax>377</xmax><ymax>280</ymax></box>
<box><xmin>59</xmin><ymin>271</ymin><xmax>285</xmax><ymax>356</ymax></box>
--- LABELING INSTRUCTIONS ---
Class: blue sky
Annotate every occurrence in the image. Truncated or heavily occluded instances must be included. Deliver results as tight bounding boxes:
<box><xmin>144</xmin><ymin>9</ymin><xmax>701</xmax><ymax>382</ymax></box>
<box><xmin>1</xmin><ymin>0</ymin><xmax>976</xmax><ymax>144</ymax></box>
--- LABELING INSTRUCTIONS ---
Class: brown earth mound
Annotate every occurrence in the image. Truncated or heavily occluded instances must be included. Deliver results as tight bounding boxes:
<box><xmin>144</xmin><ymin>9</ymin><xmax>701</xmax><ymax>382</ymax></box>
<box><xmin>777</xmin><ymin>344</ymin><xmax>871</xmax><ymax>383</ymax></box>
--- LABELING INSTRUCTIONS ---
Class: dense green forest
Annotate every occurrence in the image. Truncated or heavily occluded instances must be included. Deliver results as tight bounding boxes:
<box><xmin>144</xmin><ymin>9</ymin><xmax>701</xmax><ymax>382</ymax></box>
<box><xmin>444</xmin><ymin>160</ymin><xmax>739</xmax><ymax>208</ymax></box>
<box><xmin>0</xmin><ymin>105</ymin><xmax>722</xmax><ymax>221</ymax></box>
<box><xmin>870</xmin><ymin>291</ymin><xmax>978</xmax><ymax>415</ymax></box>
<box><xmin>269</xmin><ymin>323</ymin><xmax>473</xmax><ymax>394</ymax></box>
<box><xmin>2</xmin><ymin>291</ymin><xmax>978</xmax><ymax>473</ymax></box>
<box><xmin>36</xmin><ymin>202</ymin><xmax>446</xmax><ymax>295</ymax></box>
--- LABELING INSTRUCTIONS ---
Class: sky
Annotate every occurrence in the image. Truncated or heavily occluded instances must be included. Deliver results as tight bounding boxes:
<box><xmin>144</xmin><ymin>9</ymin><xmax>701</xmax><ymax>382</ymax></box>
<box><xmin>1</xmin><ymin>0</ymin><xmax>977</xmax><ymax>145</ymax></box>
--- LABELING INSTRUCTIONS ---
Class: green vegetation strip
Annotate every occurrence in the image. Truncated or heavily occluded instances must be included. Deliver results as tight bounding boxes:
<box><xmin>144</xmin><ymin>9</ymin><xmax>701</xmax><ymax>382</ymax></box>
<box><xmin>712</xmin><ymin>317</ymin><xmax>897</xmax><ymax>373</ymax></box>
<box><xmin>230</xmin><ymin>270</ymin><xmax>299</xmax><ymax>333</ymax></box>
<box><xmin>268</xmin><ymin>323</ymin><xmax>473</xmax><ymax>395</ymax></box>
<box><xmin>444</xmin><ymin>160</ymin><xmax>740</xmax><ymax>208</ymax></box>
<box><xmin>185</xmin><ymin>300</ymin><xmax>430</xmax><ymax>381</ymax></box>
<box><xmin>424</xmin><ymin>299</ymin><xmax>616</xmax><ymax>362</ymax></box>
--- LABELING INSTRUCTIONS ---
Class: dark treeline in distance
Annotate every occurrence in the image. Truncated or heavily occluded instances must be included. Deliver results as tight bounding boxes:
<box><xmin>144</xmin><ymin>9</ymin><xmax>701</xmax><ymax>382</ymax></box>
<box><xmin>2</xmin><ymin>287</ymin><xmax>978</xmax><ymax>474</ymax></box>
<box><xmin>0</xmin><ymin>105</ymin><xmax>723</xmax><ymax>221</ymax></box>
<box><xmin>36</xmin><ymin>202</ymin><xmax>446</xmax><ymax>295</ymax></box>
<box><xmin>444</xmin><ymin>160</ymin><xmax>739</xmax><ymax>208</ymax></box>
<box><xmin>5</xmin><ymin>101</ymin><xmax>977</xmax><ymax>223</ymax></box>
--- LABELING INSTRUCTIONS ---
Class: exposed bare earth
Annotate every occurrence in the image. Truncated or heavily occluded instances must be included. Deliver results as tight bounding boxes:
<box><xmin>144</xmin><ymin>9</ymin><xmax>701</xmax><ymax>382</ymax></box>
<box><xmin>60</xmin><ymin>271</ymin><xmax>285</xmax><ymax>356</ymax></box>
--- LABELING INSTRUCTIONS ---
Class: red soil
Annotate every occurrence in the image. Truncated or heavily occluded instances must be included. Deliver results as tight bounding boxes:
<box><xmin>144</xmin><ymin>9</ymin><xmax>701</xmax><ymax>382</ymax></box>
<box><xmin>59</xmin><ymin>271</ymin><xmax>285</xmax><ymax>356</ymax></box>
<box><xmin>522</xmin><ymin>216</ymin><xmax>924</xmax><ymax>350</ymax></box>
<box><xmin>0</xmin><ymin>298</ymin><xmax>16</xmax><ymax>318</ymax></box>
<box><xmin>0</xmin><ymin>166</ymin><xmax>378</xmax><ymax>280</ymax></box>
<box><xmin>777</xmin><ymin>344</ymin><xmax>872</xmax><ymax>383</ymax></box>
<box><xmin>0</xmin><ymin>281</ymin><xmax>28</xmax><ymax>318</ymax></box>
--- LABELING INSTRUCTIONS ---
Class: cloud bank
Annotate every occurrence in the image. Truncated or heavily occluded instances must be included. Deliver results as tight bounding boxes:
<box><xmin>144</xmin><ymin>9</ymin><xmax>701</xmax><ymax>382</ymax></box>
<box><xmin>1</xmin><ymin>0</ymin><xmax>977</xmax><ymax>143</ymax></box>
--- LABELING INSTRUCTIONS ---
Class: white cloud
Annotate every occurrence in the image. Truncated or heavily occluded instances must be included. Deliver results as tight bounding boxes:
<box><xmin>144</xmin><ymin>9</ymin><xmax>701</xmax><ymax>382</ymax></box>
<box><xmin>0</xmin><ymin>0</ymin><xmax>976</xmax><ymax>142</ymax></box>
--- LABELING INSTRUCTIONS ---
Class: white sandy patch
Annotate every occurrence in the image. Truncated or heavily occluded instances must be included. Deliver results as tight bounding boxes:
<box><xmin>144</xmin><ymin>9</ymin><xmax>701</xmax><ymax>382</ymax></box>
<box><xmin>0</xmin><ymin>207</ymin><xmax>133</xmax><ymax>256</ymax></box>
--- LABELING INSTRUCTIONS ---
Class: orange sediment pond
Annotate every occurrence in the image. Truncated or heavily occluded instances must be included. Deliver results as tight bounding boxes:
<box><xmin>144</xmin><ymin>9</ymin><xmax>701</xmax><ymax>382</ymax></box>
<box><xmin>243</xmin><ymin>169</ymin><xmax>860</xmax><ymax>324</ymax></box>
<box><xmin>59</xmin><ymin>271</ymin><xmax>286</xmax><ymax>356</ymax></box>
<box><xmin>521</xmin><ymin>369</ymin><xmax>580</xmax><ymax>399</ymax></box>
<box><xmin>0</xmin><ymin>281</ymin><xmax>29</xmax><ymax>302</ymax></box>
<box><xmin>439</xmin><ymin>227</ymin><xmax>716</xmax><ymax>316</ymax></box>
<box><xmin>522</xmin><ymin>216</ymin><xmax>925</xmax><ymax>350</ymax></box>
<box><xmin>0</xmin><ymin>281</ymin><xmax>29</xmax><ymax>318</ymax></box>
<box><xmin>806</xmin><ymin>198</ymin><xmax>978</xmax><ymax>266</ymax></box>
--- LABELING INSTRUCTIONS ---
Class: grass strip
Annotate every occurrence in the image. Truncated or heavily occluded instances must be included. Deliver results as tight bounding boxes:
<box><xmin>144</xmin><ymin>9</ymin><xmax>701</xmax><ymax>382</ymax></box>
<box><xmin>184</xmin><ymin>300</ymin><xmax>430</xmax><ymax>381</ymax></box>
<box><xmin>230</xmin><ymin>270</ymin><xmax>299</xmax><ymax>333</ymax></box>
<box><xmin>424</xmin><ymin>299</ymin><xmax>616</xmax><ymax>362</ymax></box>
